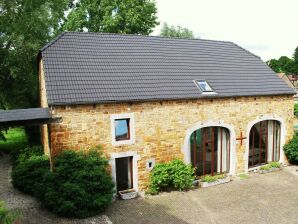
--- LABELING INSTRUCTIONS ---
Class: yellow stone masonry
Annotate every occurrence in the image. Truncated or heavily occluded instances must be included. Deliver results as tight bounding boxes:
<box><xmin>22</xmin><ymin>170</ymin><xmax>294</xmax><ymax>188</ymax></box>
<box><xmin>47</xmin><ymin>95</ymin><xmax>294</xmax><ymax>191</ymax></box>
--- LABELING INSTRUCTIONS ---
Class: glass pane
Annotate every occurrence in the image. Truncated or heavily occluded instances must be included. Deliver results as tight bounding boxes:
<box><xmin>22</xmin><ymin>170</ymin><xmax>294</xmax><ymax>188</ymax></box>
<box><xmin>260</xmin><ymin>121</ymin><xmax>268</xmax><ymax>164</ymax></box>
<box><xmin>190</xmin><ymin>129</ymin><xmax>203</xmax><ymax>176</ymax></box>
<box><xmin>198</xmin><ymin>81</ymin><xmax>213</xmax><ymax>92</ymax></box>
<box><xmin>225</xmin><ymin>130</ymin><xmax>230</xmax><ymax>173</ymax></box>
<box><xmin>219</xmin><ymin>127</ymin><xmax>230</xmax><ymax>173</ymax></box>
<box><xmin>249</xmin><ymin>121</ymin><xmax>269</xmax><ymax>168</ymax></box>
<box><xmin>115</xmin><ymin>119</ymin><xmax>129</xmax><ymax>140</ymax></box>
<box><xmin>273</xmin><ymin>121</ymin><xmax>281</xmax><ymax>161</ymax></box>
<box><xmin>204</xmin><ymin>127</ymin><xmax>217</xmax><ymax>175</ymax></box>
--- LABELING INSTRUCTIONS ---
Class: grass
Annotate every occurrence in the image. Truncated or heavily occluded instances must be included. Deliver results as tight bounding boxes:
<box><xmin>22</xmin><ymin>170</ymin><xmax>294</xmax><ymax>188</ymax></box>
<box><xmin>0</xmin><ymin>128</ymin><xmax>28</xmax><ymax>154</ymax></box>
<box><xmin>260</xmin><ymin>162</ymin><xmax>281</xmax><ymax>171</ymax></box>
<box><xmin>200</xmin><ymin>173</ymin><xmax>227</xmax><ymax>183</ymax></box>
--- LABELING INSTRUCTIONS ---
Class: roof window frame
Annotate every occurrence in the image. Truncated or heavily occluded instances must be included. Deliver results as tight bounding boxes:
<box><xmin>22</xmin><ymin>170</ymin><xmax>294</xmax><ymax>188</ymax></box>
<box><xmin>194</xmin><ymin>80</ymin><xmax>216</xmax><ymax>94</ymax></box>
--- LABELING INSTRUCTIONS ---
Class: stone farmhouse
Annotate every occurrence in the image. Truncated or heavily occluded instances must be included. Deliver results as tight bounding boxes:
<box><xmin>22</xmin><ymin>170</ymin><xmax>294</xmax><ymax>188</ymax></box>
<box><xmin>37</xmin><ymin>32</ymin><xmax>295</xmax><ymax>192</ymax></box>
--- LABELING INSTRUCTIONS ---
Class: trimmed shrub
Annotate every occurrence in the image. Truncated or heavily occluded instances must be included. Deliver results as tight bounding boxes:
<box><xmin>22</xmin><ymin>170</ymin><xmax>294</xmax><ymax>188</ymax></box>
<box><xmin>11</xmin><ymin>154</ymin><xmax>50</xmax><ymax>195</ymax></box>
<box><xmin>148</xmin><ymin>159</ymin><xmax>194</xmax><ymax>194</ymax></box>
<box><xmin>284</xmin><ymin>132</ymin><xmax>298</xmax><ymax>165</ymax></box>
<box><xmin>40</xmin><ymin>149</ymin><xmax>114</xmax><ymax>218</ymax></box>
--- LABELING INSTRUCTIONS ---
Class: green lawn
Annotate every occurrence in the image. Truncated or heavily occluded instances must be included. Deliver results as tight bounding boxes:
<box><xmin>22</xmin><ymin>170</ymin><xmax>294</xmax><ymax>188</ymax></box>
<box><xmin>0</xmin><ymin>128</ymin><xmax>28</xmax><ymax>154</ymax></box>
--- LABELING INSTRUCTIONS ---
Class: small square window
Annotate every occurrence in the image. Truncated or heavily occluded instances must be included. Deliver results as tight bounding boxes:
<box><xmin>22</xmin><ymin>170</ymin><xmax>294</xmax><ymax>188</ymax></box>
<box><xmin>111</xmin><ymin>113</ymin><xmax>135</xmax><ymax>146</ymax></box>
<box><xmin>115</xmin><ymin>119</ymin><xmax>130</xmax><ymax>141</ymax></box>
<box><xmin>195</xmin><ymin>80</ymin><xmax>214</xmax><ymax>92</ymax></box>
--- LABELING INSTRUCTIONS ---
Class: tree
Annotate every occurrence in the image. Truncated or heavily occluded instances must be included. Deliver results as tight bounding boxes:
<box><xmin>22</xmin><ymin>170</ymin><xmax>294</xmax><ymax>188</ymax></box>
<box><xmin>267</xmin><ymin>46</ymin><xmax>298</xmax><ymax>74</ymax></box>
<box><xmin>160</xmin><ymin>23</ymin><xmax>194</xmax><ymax>38</ymax></box>
<box><xmin>266</xmin><ymin>55</ymin><xmax>295</xmax><ymax>74</ymax></box>
<box><xmin>278</xmin><ymin>56</ymin><xmax>295</xmax><ymax>73</ymax></box>
<box><xmin>293</xmin><ymin>47</ymin><xmax>298</xmax><ymax>74</ymax></box>
<box><xmin>0</xmin><ymin>0</ymin><xmax>69</xmax><ymax>109</ymax></box>
<box><xmin>62</xmin><ymin>0</ymin><xmax>159</xmax><ymax>34</ymax></box>
<box><xmin>294</xmin><ymin>47</ymin><xmax>298</xmax><ymax>64</ymax></box>
<box><xmin>266</xmin><ymin>59</ymin><xmax>281</xmax><ymax>73</ymax></box>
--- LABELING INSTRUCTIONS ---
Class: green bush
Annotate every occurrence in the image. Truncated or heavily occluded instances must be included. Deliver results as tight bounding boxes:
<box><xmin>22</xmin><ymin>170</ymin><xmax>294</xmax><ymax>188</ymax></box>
<box><xmin>284</xmin><ymin>132</ymin><xmax>298</xmax><ymax>165</ymax></box>
<box><xmin>260</xmin><ymin>164</ymin><xmax>271</xmax><ymax>171</ymax></box>
<box><xmin>260</xmin><ymin>162</ymin><xmax>281</xmax><ymax>171</ymax></box>
<box><xmin>14</xmin><ymin>145</ymin><xmax>44</xmax><ymax>165</ymax></box>
<box><xmin>294</xmin><ymin>104</ymin><xmax>298</xmax><ymax>117</ymax></box>
<box><xmin>40</xmin><ymin>149</ymin><xmax>114</xmax><ymax>218</ymax></box>
<box><xmin>11</xmin><ymin>154</ymin><xmax>50</xmax><ymax>195</ymax></box>
<box><xmin>0</xmin><ymin>201</ymin><xmax>20</xmax><ymax>224</ymax></box>
<box><xmin>269</xmin><ymin>161</ymin><xmax>281</xmax><ymax>168</ymax></box>
<box><xmin>200</xmin><ymin>173</ymin><xmax>227</xmax><ymax>182</ymax></box>
<box><xmin>9</xmin><ymin>145</ymin><xmax>43</xmax><ymax>167</ymax></box>
<box><xmin>148</xmin><ymin>160</ymin><xmax>194</xmax><ymax>194</ymax></box>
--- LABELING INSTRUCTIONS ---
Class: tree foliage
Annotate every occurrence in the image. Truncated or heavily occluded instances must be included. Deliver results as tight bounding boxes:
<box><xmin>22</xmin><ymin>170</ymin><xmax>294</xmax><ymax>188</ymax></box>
<box><xmin>0</xmin><ymin>0</ymin><xmax>69</xmax><ymax>109</ymax></box>
<box><xmin>62</xmin><ymin>0</ymin><xmax>159</xmax><ymax>34</ymax></box>
<box><xmin>0</xmin><ymin>0</ymin><xmax>159</xmax><ymax>110</ymax></box>
<box><xmin>266</xmin><ymin>47</ymin><xmax>298</xmax><ymax>74</ymax></box>
<box><xmin>160</xmin><ymin>23</ymin><xmax>194</xmax><ymax>39</ymax></box>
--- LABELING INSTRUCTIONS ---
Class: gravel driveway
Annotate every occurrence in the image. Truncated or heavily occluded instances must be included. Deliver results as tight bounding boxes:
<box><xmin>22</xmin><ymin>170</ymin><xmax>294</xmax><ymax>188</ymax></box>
<box><xmin>1</xmin><ymin>152</ymin><xmax>298</xmax><ymax>224</ymax></box>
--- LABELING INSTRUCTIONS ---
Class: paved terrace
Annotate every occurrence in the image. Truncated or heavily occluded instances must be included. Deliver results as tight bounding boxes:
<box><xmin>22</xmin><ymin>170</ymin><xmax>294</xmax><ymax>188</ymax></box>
<box><xmin>106</xmin><ymin>166</ymin><xmax>298</xmax><ymax>224</ymax></box>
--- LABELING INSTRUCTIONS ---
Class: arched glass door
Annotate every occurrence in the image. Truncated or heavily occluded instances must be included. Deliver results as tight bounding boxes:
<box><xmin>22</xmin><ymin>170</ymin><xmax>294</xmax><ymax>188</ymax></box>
<box><xmin>248</xmin><ymin>120</ymin><xmax>281</xmax><ymax>168</ymax></box>
<box><xmin>190</xmin><ymin>127</ymin><xmax>230</xmax><ymax>176</ymax></box>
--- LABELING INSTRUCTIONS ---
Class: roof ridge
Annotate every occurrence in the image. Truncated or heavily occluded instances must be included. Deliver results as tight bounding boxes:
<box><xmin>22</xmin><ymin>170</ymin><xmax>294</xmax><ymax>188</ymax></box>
<box><xmin>62</xmin><ymin>31</ymin><xmax>234</xmax><ymax>44</ymax></box>
<box><xmin>40</xmin><ymin>32</ymin><xmax>67</xmax><ymax>52</ymax></box>
<box><xmin>231</xmin><ymin>42</ymin><xmax>261</xmax><ymax>59</ymax></box>
<box><xmin>40</xmin><ymin>32</ymin><xmax>262</xmax><ymax>61</ymax></box>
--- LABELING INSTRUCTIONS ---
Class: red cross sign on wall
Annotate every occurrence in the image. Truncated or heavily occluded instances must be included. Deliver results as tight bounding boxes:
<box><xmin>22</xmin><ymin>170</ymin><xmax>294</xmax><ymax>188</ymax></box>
<box><xmin>236</xmin><ymin>131</ymin><xmax>247</xmax><ymax>146</ymax></box>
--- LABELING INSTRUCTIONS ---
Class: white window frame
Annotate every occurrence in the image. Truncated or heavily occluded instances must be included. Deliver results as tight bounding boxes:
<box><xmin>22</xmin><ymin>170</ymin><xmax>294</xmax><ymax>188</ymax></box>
<box><xmin>193</xmin><ymin>80</ymin><xmax>217</xmax><ymax>95</ymax></box>
<box><xmin>111</xmin><ymin>113</ymin><xmax>135</xmax><ymax>146</ymax></box>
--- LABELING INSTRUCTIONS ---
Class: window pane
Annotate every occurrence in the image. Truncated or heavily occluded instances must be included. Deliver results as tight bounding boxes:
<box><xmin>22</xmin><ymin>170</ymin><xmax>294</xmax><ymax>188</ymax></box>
<box><xmin>199</xmin><ymin>82</ymin><xmax>208</xmax><ymax>91</ymax></box>
<box><xmin>115</xmin><ymin>119</ymin><xmax>129</xmax><ymax>140</ymax></box>
<box><xmin>197</xmin><ymin>81</ymin><xmax>213</xmax><ymax>92</ymax></box>
<box><xmin>273</xmin><ymin>121</ymin><xmax>281</xmax><ymax>161</ymax></box>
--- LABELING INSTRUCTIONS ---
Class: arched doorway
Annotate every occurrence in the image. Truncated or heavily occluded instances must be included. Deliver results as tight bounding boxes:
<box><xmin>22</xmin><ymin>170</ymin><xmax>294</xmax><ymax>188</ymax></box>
<box><xmin>248</xmin><ymin>120</ymin><xmax>281</xmax><ymax>168</ymax></box>
<box><xmin>190</xmin><ymin>127</ymin><xmax>230</xmax><ymax>176</ymax></box>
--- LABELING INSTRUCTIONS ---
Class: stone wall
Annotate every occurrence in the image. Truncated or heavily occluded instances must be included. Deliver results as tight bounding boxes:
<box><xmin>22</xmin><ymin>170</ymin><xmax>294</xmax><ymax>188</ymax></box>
<box><xmin>49</xmin><ymin>95</ymin><xmax>294</xmax><ymax>191</ymax></box>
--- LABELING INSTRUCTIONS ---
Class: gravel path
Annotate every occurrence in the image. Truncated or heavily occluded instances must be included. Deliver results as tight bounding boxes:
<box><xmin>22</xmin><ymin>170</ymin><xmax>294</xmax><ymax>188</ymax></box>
<box><xmin>0</xmin><ymin>153</ymin><xmax>111</xmax><ymax>224</ymax></box>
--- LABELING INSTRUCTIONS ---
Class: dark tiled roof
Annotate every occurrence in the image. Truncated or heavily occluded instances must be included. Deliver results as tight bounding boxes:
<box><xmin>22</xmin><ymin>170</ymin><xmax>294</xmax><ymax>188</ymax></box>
<box><xmin>0</xmin><ymin>108</ymin><xmax>55</xmax><ymax>126</ymax></box>
<box><xmin>40</xmin><ymin>32</ymin><xmax>295</xmax><ymax>105</ymax></box>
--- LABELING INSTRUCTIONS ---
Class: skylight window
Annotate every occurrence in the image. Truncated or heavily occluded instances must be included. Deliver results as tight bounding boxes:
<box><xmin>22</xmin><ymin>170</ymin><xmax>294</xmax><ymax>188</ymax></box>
<box><xmin>195</xmin><ymin>80</ymin><xmax>214</xmax><ymax>93</ymax></box>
